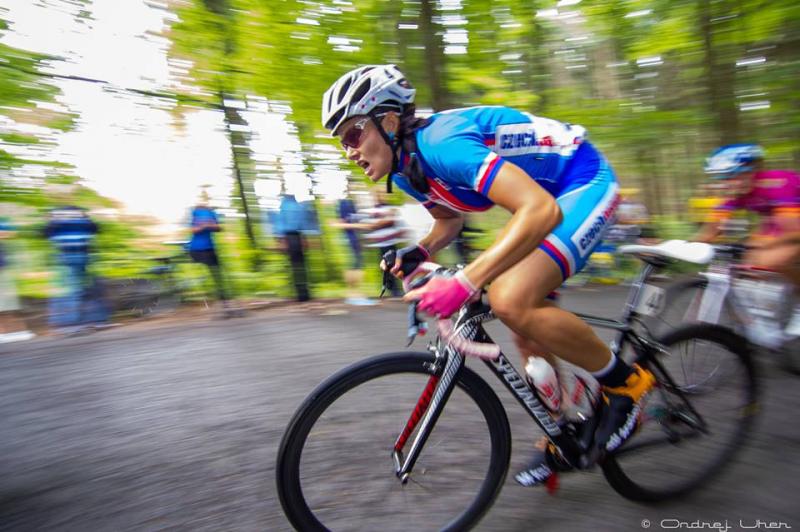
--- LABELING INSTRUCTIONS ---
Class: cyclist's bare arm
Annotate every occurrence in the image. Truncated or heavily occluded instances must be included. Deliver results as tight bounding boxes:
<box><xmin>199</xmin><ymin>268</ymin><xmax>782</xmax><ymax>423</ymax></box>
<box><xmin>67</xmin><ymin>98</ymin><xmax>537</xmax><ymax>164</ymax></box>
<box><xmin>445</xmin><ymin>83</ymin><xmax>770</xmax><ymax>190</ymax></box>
<box><xmin>768</xmin><ymin>208</ymin><xmax>800</xmax><ymax>245</ymax></box>
<box><xmin>464</xmin><ymin>162</ymin><xmax>562</xmax><ymax>287</ymax></box>
<box><xmin>418</xmin><ymin>205</ymin><xmax>464</xmax><ymax>255</ymax></box>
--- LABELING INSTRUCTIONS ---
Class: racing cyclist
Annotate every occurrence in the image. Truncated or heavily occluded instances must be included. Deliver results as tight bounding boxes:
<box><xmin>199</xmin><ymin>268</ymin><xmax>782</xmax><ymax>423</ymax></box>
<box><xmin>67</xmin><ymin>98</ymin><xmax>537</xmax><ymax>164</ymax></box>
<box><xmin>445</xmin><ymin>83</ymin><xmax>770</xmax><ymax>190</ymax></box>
<box><xmin>697</xmin><ymin>144</ymin><xmax>800</xmax><ymax>289</ymax></box>
<box><xmin>322</xmin><ymin>64</ymin><xmax>656</xmax><ymax>487</ymax></box>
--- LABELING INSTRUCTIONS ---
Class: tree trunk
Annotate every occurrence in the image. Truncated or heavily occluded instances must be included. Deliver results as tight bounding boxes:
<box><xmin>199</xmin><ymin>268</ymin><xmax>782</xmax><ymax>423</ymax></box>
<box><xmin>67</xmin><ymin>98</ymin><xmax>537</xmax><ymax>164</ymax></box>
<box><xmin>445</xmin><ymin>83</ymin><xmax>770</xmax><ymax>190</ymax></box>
<box><xmin>219</xmin><ymin>91</ymin><xmax>259</xmax><ymax>251</ymax></box>
<box><xmin>590</xmin><ymin>42</ymin><xmax>621</xmax><ymax>100</ymax></box>
<box><xmin>419</xmin><ymin>0</ymin><xmax>448</xmax><ymax>111</ymax></box>
<box><xmin>699</xmin><ymin>0</ymin><xmax>740</xmax><ymax>143</ymax></box>
<box><xmin>525</xmin><ymin>16</ymin><xmax>551</xmax><ymax>110</ymax></box>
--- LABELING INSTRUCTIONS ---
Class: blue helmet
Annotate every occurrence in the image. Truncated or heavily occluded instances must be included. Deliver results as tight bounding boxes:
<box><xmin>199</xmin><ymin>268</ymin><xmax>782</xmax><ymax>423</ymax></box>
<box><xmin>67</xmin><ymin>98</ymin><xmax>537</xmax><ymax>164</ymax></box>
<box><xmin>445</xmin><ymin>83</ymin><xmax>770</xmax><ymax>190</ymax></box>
<box><xmin>704</xmin><ymin>144</ymin><xmax>764</xmax><ymax>178</ymax></box>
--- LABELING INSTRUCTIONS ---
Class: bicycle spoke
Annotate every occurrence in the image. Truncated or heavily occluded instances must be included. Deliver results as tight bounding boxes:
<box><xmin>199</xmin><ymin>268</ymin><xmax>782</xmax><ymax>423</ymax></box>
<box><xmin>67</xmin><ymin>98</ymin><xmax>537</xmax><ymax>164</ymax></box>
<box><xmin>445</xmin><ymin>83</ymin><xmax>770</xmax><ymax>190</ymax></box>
<box><xmin>294</xmin><ymin>370</ymin><xmax>496</xmax><ymax>530</ymax></box>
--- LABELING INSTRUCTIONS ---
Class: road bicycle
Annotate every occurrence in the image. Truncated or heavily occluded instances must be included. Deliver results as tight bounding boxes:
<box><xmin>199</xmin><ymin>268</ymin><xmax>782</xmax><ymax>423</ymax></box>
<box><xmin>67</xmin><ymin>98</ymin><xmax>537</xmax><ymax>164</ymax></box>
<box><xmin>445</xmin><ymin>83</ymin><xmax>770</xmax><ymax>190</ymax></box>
<box><xmin>645</xmin><ymin>242</ymin><xmax>800</xmax><ymax>375</ymax></box>
<box><xmin>276</xmin><ymin>241</ymin><xmax>758</xmax><ymax>531</ymax></box>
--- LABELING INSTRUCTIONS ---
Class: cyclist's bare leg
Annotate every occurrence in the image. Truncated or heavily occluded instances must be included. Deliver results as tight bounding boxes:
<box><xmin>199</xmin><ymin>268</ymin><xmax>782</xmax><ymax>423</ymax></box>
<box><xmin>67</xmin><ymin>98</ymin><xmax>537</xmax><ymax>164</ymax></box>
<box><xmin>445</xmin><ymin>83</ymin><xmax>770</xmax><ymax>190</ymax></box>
<box><xmin>512</xmin><ymin>321</ymin><xmax>557</xmax><ymax>368</ymax></box>
<box><xmin>493</xmin><ymin>247</ymin><xmax>656</xmax><ymax>458</ymax></box>
<box><xmin>488</xmin><ymin>248</ymin><xmax>612</xmax><ymax>372</ymax></box>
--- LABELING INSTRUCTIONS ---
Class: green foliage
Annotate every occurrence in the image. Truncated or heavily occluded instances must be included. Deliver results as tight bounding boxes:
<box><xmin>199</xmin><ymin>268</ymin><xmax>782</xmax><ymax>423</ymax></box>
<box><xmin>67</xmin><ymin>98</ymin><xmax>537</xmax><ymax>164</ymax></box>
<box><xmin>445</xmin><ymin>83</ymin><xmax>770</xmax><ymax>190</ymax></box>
<box><xmin>0</xmin><ymin>133</ymin><xmax>40</xmax><ymax>145</ymax></box>
<box><xmin>2</xmin><ymin>0</ymin><xmax>799</xmax><ymax>303</ymax></box>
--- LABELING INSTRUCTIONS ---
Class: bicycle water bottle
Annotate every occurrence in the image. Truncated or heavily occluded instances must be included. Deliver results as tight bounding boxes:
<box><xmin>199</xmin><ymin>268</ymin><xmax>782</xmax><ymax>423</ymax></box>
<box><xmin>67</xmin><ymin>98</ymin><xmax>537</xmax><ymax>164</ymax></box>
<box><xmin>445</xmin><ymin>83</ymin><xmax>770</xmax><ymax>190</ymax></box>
<box><xmin>525</xmin><ymin>357</ymin><xmax>562</xmax><ymax>414</ymax></box>
<box><xmin>557</xmin><ymin>363</ymin><xmax>600</xmax><ymax>422</ymax></box>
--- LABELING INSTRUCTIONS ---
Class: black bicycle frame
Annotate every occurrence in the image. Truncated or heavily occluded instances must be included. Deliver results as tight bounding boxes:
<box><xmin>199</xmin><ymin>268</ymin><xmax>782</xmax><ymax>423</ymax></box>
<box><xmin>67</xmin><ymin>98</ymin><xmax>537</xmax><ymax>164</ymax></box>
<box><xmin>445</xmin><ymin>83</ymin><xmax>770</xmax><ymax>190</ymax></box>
<box><xmin>392</xmin><ymin>261</ymin><xmax>704</xmax><ymax>480</ymax></box>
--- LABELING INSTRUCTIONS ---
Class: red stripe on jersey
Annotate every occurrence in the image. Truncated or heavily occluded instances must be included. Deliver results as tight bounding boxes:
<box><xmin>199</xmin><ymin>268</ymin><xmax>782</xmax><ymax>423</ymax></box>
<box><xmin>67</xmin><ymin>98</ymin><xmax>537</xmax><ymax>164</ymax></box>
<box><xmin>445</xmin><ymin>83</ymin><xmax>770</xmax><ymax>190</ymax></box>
<box><xmin>476</xmin><ymin>155</ymin><xmax>501</xmax><ymax>194</ymax></box>
<box><xmin>541</xmin><ymin>239</ymin><xmax>572</xmax><ymax>277</ymax></box>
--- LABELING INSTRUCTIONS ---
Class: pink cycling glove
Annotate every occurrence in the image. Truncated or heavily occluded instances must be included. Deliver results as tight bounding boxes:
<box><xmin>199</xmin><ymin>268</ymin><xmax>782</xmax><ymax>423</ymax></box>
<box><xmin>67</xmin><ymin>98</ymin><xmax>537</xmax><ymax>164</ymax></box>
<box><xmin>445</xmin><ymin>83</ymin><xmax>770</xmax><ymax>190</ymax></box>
<box><xmin>406</xmin><ymin>271</ymin><xmax>479</xmax><ymax>319</ymax></box>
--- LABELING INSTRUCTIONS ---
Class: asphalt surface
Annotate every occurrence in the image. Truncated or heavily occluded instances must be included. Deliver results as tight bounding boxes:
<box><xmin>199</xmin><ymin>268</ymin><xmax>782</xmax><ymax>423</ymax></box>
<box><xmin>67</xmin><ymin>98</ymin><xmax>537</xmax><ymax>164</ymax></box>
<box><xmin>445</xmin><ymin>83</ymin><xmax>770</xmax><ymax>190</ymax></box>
<box><xmin>0</xmin><ymin>285</ymin><xmax>797</xmax><ymax>531</ymax></box>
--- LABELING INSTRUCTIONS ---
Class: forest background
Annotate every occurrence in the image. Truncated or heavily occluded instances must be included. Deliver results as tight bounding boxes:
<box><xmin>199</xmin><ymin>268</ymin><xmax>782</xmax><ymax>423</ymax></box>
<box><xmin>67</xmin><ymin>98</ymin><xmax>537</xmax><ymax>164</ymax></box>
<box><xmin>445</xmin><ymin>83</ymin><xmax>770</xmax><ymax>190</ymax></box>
<box><xmin>1</xmin><ymin>0</ymin><xmax>797</xmax><ymax>301</ymax></box>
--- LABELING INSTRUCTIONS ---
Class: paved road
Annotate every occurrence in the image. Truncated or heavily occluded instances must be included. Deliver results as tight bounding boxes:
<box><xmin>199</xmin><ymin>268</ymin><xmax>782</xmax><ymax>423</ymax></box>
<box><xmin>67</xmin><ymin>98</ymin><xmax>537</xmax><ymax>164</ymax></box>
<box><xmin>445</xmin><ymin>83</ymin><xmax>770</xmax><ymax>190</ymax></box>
<box><xmin>0</xmin><ymin>286</ymin><xmax>797</xmax><ymax>531</ymax></box>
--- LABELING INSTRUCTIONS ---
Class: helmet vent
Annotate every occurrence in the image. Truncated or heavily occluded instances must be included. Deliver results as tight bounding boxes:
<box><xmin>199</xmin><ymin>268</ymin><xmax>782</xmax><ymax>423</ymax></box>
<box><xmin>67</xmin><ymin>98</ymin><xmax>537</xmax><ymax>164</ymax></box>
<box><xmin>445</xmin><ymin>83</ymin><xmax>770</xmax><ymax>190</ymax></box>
<box><xmin>336</xmin><ymin>77</ymin><xmax>353</xmax><ymax>104</ymax></box>
<box><xmin>351</xmin><ymin>79</ymin><xmax>372</xmax><ymax>104</ymax></box>
<box><xmin>325</xmin><ymin>108</ymin><xmax>345</xmax><ymax>132</ymax></box>
<box><xmin>325</xmin><ymin>90</ymin><xmax>334</xmax><ymax>112</ymax></box>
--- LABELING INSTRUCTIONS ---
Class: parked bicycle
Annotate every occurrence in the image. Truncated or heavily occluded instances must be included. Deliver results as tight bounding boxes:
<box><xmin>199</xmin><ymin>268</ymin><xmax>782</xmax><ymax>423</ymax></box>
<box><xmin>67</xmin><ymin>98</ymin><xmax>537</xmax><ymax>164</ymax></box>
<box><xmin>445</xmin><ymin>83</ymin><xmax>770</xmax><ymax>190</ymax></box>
<box><xmin>103</xmin><ymin>242</ymin><xmax>200</xmax><ymax>318</ymax></box>
<box><xmin>276</xmin><ymin>241</ymin><xmax>758</xmax><ymax>531</ymax></box>
<box><xmin>643</xmin><ymin>241</ymin><xmax>800</xmax><ymax>375</ymax></box>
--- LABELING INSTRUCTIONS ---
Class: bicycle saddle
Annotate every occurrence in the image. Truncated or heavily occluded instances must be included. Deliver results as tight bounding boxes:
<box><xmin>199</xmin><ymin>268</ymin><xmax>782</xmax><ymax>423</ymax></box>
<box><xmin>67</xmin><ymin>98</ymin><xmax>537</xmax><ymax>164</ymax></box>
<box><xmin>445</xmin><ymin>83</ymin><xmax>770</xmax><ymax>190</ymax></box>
<box><xmin>618</xmin><ymin>240</ymin><xmax>715</xmax><ymax>265</ymax></box>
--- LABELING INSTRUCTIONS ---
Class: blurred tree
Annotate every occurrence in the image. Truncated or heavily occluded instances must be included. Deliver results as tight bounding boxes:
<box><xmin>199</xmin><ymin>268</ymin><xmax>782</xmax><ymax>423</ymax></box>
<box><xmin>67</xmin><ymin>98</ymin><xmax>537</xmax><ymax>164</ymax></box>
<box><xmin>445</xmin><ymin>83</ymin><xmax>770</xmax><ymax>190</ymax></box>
<box><xmin>170</xmin><ymin>0</ymin><xmax>262</xmax><ymax>254</ymax></box>
<box><xmin>0</xmin><ymin>18</ymin><xmax>77</xmax><ymax>209</ymax></box>
<box><xmin>419</xmin><ymin>0</ymin><xmax>449</xmax><ymax>111</ymax></box>
<box><xmin>167</xmin><ymin>0</ymin><xmax>799</xmax><ymax>219</ymax></box>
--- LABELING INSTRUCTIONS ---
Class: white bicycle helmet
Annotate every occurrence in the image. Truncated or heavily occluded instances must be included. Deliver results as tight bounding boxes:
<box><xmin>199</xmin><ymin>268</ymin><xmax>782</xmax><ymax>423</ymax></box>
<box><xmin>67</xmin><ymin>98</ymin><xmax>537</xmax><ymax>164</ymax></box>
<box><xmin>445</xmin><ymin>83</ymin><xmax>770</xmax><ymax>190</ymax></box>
<box><xmin>704</xmin><ymin>144</ymin><xmax>765</xmax><ymax>178</ymax></box>
<box><xmin>322</xmin><ymin>64</ymin><xmax>416</xmax><ymax>136</ymax></box>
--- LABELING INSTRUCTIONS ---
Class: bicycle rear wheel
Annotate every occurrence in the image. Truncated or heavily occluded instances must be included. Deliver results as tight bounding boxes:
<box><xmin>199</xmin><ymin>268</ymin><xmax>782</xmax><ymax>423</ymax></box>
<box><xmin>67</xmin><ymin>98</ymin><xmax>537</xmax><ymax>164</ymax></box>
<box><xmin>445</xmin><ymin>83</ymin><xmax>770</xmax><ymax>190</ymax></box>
<box><xmin>276</xmin><ymin>352</ymin><xmax>511</xmax><ymax>531</ymax></box>
<box><xmin>648</xmin><ymin>276</ymin><xmax>738</xmax><ymax>336</ymax></box>
<box><xmin>602</xmin><ymin>324</ymin><xmax>758</xmax><ymax>502</ymax></box>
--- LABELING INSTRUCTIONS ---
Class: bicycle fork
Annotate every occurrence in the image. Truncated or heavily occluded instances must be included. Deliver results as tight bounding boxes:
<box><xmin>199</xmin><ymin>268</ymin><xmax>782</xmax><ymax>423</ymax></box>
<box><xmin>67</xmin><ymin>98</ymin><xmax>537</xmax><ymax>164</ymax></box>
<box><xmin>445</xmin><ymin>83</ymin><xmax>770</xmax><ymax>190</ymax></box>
<box><xmin>391</xmin><ymin>347</ymin><xmax>464</xmax><ymax>484</ymax></box>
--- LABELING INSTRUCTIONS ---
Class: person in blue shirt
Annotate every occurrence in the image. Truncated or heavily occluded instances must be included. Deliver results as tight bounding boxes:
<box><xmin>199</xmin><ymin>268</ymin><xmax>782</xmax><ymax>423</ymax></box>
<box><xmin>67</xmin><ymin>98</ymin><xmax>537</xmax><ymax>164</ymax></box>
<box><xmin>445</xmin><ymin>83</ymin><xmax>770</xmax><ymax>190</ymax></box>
<box><xmin>334</xmin><ymin>192</ymin><xmax>376</xmax><ymax>306</ymax></box>
<box><xmin>187</xmin><ymin>192</ymin><xmax>231</xmax><ymax>311</ymax></box>
<box><xmin>272</xmin><ymin>193</ymin><xmax>317</xmax><ymax>302</ymax></box>
<box><xmin>322</xmin><ymin>64</ymin><xmax>656</xmax><ymax>486</ymax></box>
<box><xmin>337</xmin><ymin>195</ymin><xmax>364</xmax><ymax>271</ymax></box>
<box><xmin>43</xmin><ymin>205</ymin><xmax>99</xmax><ymax>333</ymax></box>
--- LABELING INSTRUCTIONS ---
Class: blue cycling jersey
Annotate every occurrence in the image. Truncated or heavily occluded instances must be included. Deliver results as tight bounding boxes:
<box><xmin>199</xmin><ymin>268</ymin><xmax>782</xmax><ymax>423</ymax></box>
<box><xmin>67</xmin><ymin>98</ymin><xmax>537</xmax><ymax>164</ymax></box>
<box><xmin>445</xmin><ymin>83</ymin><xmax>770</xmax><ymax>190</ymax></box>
<box><xmin>392</xmin><ymin>106</ymin><xmax>587</xmax><ymax>212</ymax></box>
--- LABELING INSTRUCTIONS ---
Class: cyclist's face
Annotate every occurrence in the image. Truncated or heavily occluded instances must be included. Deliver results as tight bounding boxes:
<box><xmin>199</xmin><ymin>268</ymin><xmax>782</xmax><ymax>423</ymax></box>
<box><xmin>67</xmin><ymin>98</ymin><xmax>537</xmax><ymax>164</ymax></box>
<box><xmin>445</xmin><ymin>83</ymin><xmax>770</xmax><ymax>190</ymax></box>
<box><xmin>337</xmin><ymin>115</ymin><xmax>394</xmax><ymax>182</ymax></box>
<box><xmin>727</xmin><ymin>171</ymin><xmax>754</xmax><ymax>196</ymax></box>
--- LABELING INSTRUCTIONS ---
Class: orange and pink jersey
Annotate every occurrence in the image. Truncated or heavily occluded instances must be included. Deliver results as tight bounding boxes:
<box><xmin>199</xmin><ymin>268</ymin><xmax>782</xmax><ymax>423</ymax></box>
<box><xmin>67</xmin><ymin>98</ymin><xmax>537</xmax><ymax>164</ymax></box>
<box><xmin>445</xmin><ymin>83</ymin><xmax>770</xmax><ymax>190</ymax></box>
<box><xmin>715</xmin><ymin>170</ymin><xmax>800</xmax><ymax>239</ymax></box>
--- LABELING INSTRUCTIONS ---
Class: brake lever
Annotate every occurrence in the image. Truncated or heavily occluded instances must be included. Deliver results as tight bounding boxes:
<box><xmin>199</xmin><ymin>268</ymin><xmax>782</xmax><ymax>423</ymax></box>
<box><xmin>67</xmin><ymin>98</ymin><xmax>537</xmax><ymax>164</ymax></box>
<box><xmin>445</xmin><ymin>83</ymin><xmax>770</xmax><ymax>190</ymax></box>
<box><xmin>403</xmin><ymin>273</ymin><xmax>436</xmax><ymax>346</ymax></box>
<box><xmin>380</xmin><ymin>268</ymin><xmax>390</xmax><ymax>298</ymax></box>
<box><xmin>406</xmin><ymin>301</ymin><xmax>428</xmax><ymax>346</ymax></box>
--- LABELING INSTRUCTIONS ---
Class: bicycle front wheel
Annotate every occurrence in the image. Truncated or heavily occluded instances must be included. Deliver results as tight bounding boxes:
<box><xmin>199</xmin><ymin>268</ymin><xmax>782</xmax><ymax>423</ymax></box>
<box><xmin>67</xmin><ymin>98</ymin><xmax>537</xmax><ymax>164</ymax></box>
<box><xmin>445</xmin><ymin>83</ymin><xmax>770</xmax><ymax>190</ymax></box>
<box><xmin>276</xmin><ymin>352</ymin><xmax>511</xmax><ymax>532</ymax></box>
<box><xmin>602</xmin><ymin>324</ymin><xmax>758</xmax><ymax>502</ymax></box>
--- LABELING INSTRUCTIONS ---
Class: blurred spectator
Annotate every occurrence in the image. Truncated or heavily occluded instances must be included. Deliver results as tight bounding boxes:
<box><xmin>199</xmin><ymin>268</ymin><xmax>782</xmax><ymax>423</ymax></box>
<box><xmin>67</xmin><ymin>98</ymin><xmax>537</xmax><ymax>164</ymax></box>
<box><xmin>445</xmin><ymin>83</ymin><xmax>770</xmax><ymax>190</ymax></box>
<box><xmin>398</xmin><ymin>202</ymin><xmax>434</xmax><ymax>246</ymax></box>
<box><xmin>334</xmin><ymin>193</ymin><xmax>374</xmax><ymax>306</ymax></box>
<box><xmin>273</xmin><ymin>193</ymin><xmax>316</xmax><ymax>302</ymax></box>
<box><xmin>453</xmin><ymin>218</ymin><xmax>484</xmax><ymax>264</ymax></box>
<box><xmin>0</xmin><ymin>215</ymin><xmax>35</xmax><ymax>343</ymax></box>
<box><xmin>688</xmin><ymin>182</ymin><xmax>726</xmax><ymax>226</ymax></box>
<box><xmin>606</xmin><ymin>188</ymin><xmax>656</xmax><ymax>244</ymax></box>
<box><xmin>187</xmin><ymin>191</ymin><xmax>235</xmax><ymax>316</ymax></box>
<box><xmin>362</xmin><ymin>190</ymin><xmax>408</xmax><ymax>297</ymax></box>
<box><xmin>44</xmin><ymin>205</ymin><xmax>99</xmax><ymax>334</ymax></box>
